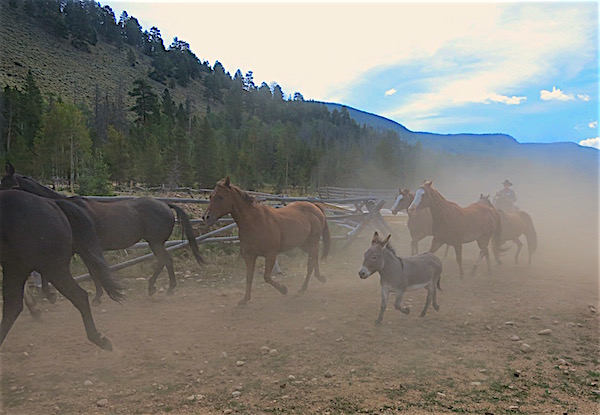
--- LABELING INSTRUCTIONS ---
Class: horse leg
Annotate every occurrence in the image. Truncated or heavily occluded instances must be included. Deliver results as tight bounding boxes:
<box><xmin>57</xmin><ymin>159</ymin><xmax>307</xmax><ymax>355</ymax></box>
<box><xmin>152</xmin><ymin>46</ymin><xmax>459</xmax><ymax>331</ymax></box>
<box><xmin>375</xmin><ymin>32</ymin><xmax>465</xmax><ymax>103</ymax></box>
<box><xmin>313</xmin><ymin>245</ymin><xmax>326</xmax><ymax>284</ymax></box>
<box><xmin>23</xmin><ymin>284</ymin><xmax>42</xmax><ymax>321</ymax></box>
<box><xmin>46</xmin><ymin>268</ymin><xmax>113</xmax><ymax>351</ymax></box>
<box><xmin>454</xmin><ymin>244</ymin><xmax>464</xmax><ymax>277</ymax></box>
<box><xmin>90</xmin><ymin>275</ymin><xmax>104</xmax><ymax>305</ymax></box>
<box><xmin>376</xmin><ymin>287</ymin><xmax>390</xmax><ymax>324</ymax></box>
<box><xmin>147</xmin><ymin>243</ymin><xmax>174</xmax><ymax>296</ymax></box>
<box><xmin>299</xmin><ymin>250</ymin><xmax>316</xmax><ymax>293</ymax></box>
<box><xmin>394</xmin><ymin>290</ymin><xmax>410</xmax><ymax>315</ymax></box>
<box><xmin>0</xmin><ymin>265</ymin><xmax>28</xmax><ymax>347</ymax></box>
<box><xmin>444</xmin><ymin>244</ymin><xmax>450</xmax><ymax>259</ymax></box>
<box><xmin>513</xmin><ymin>238</ymin><xmax>523</xmax><ymax>264</ymax></box>
<box><xmin>40</xmin><ymin>275</ymin><xmax>57</xmax><ymax>304</ymax></box>
<box><xmin>411</xmin><ymin>239</ymin><xmax>418</xmax><ymax>255</ymax></box>
<box><xmin>239</xmin><ymin>254</ymin><xmax>257</xmax><ymax>306</ymax></box>
<box><xmin>429</xmin><ymin>238</ymin><xmax>444</xmax><ymax>254</ymax></box>
<box><xmin>263</xmin><ymin>253</ymin><xmax>288</xmax><ymax>296</ymax></box>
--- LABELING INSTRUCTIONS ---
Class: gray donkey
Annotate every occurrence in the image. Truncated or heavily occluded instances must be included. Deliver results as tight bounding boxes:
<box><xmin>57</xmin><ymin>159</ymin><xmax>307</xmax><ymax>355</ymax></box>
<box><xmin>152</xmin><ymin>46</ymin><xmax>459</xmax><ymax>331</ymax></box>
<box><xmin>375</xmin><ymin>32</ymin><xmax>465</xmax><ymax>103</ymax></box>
<box><xmin>359</xmin><ymin>232</ymin><xmax>442</xmax><ymax>324</ymax></box>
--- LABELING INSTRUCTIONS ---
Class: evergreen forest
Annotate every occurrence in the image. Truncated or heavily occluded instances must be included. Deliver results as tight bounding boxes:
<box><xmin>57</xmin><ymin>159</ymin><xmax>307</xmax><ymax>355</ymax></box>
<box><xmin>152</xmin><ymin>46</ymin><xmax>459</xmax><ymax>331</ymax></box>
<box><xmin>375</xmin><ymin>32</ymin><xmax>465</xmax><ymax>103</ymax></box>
<box><xmin>0</xmin><ymin>0</ymin><xmax>422</xmax><ymax>195</ymax></box>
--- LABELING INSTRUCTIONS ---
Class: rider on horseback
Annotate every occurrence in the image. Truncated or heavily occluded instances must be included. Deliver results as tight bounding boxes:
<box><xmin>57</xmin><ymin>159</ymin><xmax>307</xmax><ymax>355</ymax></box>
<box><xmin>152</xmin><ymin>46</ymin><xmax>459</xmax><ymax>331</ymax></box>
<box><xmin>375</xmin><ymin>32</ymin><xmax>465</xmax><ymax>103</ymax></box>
<box><xmin>494</xmin><ymin>179</ymin><xmax>517</xmax><ymax>212</ymax></box>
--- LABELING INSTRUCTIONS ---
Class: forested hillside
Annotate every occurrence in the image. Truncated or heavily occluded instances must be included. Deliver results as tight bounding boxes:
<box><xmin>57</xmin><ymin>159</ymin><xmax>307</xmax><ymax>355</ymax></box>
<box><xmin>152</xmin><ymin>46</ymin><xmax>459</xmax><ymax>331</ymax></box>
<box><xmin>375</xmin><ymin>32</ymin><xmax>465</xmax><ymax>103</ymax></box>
<box><xmin>0</xmin><ymin>0</ymin><xmax>421</xmax><ymax>194</ymax></box>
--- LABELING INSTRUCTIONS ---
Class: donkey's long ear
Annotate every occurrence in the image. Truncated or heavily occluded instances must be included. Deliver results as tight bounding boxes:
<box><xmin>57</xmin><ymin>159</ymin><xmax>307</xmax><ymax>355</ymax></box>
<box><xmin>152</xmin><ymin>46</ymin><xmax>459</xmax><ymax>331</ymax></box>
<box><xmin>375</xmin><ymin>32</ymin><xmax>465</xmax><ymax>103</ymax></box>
<box><xmin>224</xmin><ymin>176</ymin><xmax>231</xmax><ymax>187</ymax></box>
<box><xmin>371</xmin><ymin>231</ymin><xmax>380</xmax><ymax>245</ymax></box>
<box><xmin>380</xmin><ymin>234</ymin><xmax>391</xmax><ymax>247</ymax></box>
<box><xmin>5</xmin><ymin>163</ymin><xmax>15</xmax><ymax>176</ymax></box>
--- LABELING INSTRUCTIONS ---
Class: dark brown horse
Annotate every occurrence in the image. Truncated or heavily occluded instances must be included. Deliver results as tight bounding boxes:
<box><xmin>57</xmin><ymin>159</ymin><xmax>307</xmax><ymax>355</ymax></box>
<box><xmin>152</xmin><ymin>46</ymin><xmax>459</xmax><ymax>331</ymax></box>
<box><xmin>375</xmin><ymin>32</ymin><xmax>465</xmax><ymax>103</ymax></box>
<box><xmin>1</xmin><ymin>164</ymin><xmax>203</xmax><ymax>300</ymax></box>
<box><xmin>408</xmin><ymin>181</ymin><xmax>501</xmax><ymax>276</ymax></box>
<box><xmin>478</xmin><ymin>194</ymin><xmax>537</xmax><ymax>265</ymax></box>
<box><xmin>0</xmin><ymin>190</ymin><xmax>124</xmax><ymax>350</ymax></box>
<box><xmin>202</xmin><ymin>177</ymin><xmax>331</xmax><ymax>305</ymax></box>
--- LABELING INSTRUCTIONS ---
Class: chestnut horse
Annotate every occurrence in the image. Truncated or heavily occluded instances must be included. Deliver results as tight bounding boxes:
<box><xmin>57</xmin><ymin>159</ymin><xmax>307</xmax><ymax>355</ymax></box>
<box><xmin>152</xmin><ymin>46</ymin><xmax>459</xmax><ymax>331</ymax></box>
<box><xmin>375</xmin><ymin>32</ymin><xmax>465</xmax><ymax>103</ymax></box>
<box><xmin>0</xmin><ymin>190</ymin><xmax>124</xmax><ymax>350</ymax></box>
<box><xmin>408</xmin><ymin>181</ymin><xmax>501</xmax><ymax>276</ymax></box>
<box><xmin>202</xmin><ymin>177</ymin><xmax>331</xmax><ymax>305</ymax></box>
<box><xmin>478</xmin><ymin>194</ymin><xmax>537</xmax><ymax>265</ymax></box>
<box><xmin>391</xmin><ymin>188</ymin><xmax>449</xmax><ymax>257</ymax></box>
<box><xmin>1</xmin><ymin>164</ymin><xmax>204</xmax><ymax>300</ymax></box>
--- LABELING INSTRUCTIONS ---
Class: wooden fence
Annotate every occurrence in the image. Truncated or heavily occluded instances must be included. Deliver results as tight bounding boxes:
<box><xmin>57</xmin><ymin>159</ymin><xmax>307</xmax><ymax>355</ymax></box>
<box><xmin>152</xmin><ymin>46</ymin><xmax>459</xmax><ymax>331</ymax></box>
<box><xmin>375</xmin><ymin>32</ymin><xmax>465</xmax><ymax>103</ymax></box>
<box><xmin>74</xmin><ymin>188</ymin><xmax>402</xmax><ymax>282</ymax></box>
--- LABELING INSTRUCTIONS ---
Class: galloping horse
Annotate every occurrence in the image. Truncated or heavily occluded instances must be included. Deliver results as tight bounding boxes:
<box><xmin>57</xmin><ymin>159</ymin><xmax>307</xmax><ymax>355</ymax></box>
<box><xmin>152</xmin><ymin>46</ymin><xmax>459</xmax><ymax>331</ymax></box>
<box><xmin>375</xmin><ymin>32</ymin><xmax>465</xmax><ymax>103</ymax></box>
<box><xmin>1</xmin><ymin>164</ymin><xmax>204</xmax><ymax>300</ymax></box>
<box><xmin>0</xmin><ymin>190</ymin><xmax>124</xmax><ymax>350</ymax></box>
<box><xmin>202</xmin><ymin>177</ymin><xmax>331</xmax><ymax>305</ymax></box>
<box><xmin>408</xmin><ymin>181</ymin><xmax>501</xmax><ymax>276</ymax></box>
<box><xmin>391</xmin><ymin>188</ymin><xmax>449</xmax><ymax>257</ymax></box>
<box><xmin>478</xmin><ymin>194</ymin><xmax>537</xmax><ymax>265</ymax></box>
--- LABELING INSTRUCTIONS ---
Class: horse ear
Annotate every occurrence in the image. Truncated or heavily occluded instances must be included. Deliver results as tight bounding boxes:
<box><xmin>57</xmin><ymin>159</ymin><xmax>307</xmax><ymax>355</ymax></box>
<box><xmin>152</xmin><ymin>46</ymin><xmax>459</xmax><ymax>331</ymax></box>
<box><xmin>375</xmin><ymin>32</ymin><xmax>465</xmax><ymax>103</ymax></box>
<box><xmin>224</xmin><ymin>176</ymin><xmax>231</xmax><ymax>188</ymax></box>
<box><xmin>371</xmin><ymin>231</ymin><xmax>380</xmax><ymax>245</ymax></box>
<box><xmin>424</xmin><ymin>180</ymin><xmax>432</xmax><ymax>187</ymax></box>
<box><xmin>480</xmin><ymin>193</ymin><xmax>484</xmax><ymax>199</ymax></box>
<box><xmin>6</xmin><ymin>163</ymin><xmax>15</xmax><ymax>176</ymax></box>
<box><xmin>486</xmin><ymin>194</ymin><xmax>490</xmax><ymax>199</ymax></box>
<box><xmin>380</xmin><ymin>234</ymin><xmax>391</xmax><ymax>247</ymax></box>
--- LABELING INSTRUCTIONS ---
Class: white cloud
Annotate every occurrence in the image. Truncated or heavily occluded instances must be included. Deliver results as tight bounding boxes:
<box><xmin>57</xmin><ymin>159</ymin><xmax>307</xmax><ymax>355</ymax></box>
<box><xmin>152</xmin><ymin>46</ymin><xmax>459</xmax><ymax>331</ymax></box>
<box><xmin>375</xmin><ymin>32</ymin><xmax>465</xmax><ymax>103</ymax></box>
<box><xmin>540</xmin><ymin>86</ymin><xmax>574</xmax><ymax>101</ymax></box>
<box><xmin>482</xmin><ymin>92</ymin><xmax>527</xmax><ymax>105</ymax></box>
<box><xmin>579</xmin><ymin>137</ymin><xmax>600</xmax><ymax>149</ymax></box>
<box><xmin>385</xmin><ymin>88</ymin><xmax>397</xmax><ymax>97</ymax></box>
<box><xmin>577</xmin><ymin>94</ymin><xmax>590</xmax><ymax>101</ymax></box>
<box><xmin>589</xmin><ymin>121</ymin><xmax>598</xmax><ymax>129</ymax></box>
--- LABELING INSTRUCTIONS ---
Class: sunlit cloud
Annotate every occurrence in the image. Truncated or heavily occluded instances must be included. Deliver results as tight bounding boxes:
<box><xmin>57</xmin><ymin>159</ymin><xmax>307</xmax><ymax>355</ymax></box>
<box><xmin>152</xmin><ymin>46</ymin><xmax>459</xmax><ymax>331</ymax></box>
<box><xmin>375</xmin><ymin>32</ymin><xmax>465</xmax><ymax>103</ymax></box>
<box><xmin>589</xmin><ymin>121</ymin><xmax>598</xmax><ymax>129</ymax></box>
<box><xmin>482</xmin><ymin>92</ymin><xmax>527</xmax><ymax>105</ymax></box>
<box><xmin>540</xmin><ymin>86</ymin><xmax>574</xmax><ymax>101</ymax></box>
<box><xmin>577</xmin><ymin>94</ymin><xmax>591</xmax><ymax>101</ymax></box>
<box><xmin>579</xmin><ymin>137</ymin><xmax>600</xmax><ymax>149</ymax></box>
<box><xmin>385</xmin><ymin>88</ymin><xmax>397</xmax><ymax>97</ymax></box>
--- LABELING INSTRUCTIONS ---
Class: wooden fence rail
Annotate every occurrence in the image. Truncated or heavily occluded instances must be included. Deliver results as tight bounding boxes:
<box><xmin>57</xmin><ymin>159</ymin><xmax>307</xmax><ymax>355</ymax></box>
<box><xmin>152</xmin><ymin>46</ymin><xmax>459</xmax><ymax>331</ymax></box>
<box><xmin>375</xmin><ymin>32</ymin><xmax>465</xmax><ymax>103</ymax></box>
<box><xmin>75</xmin><ymin>190</ymin><xmax>400</xmax><ymax>282</ymax></box>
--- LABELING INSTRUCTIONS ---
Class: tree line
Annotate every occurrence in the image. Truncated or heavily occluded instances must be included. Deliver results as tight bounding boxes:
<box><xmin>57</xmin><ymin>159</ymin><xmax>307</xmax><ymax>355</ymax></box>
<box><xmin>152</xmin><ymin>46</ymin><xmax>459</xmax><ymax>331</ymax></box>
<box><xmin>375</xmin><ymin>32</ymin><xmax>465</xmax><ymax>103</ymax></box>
<box><xmin>1</xmin><ymin>0</ymin><xmax>422</xmax><ymax>194</ymax></box>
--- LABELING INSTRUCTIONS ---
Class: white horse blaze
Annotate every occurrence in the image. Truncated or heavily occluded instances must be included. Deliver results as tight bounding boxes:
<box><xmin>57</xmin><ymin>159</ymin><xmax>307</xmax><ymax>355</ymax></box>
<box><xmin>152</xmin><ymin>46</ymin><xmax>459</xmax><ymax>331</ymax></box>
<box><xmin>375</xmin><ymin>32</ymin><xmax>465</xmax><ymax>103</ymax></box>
<box><xmin>391</xmin><ymin>194</ymin><xmax>404</xmax><ymax>211</ymax></box>
<box><xmin>409</xmin><ymin>188</ymin><xmax>425</xmax><ymax>209</ymax></box>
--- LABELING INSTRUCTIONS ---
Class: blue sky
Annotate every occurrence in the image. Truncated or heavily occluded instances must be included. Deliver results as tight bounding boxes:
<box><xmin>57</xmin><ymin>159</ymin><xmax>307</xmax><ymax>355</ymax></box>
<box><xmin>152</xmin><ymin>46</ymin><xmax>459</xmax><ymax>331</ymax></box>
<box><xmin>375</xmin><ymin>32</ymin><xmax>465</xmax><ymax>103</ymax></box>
<box><xmin>107</xmin><ymin>1</ymin><xmax>599</xmax><ymax>148</ymax></box>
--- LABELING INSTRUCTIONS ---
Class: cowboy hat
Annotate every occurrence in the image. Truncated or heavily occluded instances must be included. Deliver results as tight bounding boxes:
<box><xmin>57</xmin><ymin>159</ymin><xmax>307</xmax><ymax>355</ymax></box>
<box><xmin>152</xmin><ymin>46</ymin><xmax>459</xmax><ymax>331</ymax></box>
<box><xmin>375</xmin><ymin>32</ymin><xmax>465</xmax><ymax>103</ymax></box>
<box><xmin>502</xmin><ymin>179</ymin><xmax>513</xmax><ymax>186</ymax></box>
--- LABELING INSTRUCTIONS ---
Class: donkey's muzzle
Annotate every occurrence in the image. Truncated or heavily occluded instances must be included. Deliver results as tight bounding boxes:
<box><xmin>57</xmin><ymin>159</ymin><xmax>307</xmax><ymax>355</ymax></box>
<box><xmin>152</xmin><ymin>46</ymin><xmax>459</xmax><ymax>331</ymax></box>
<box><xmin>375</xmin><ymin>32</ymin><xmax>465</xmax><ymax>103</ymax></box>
<box><xmin>358</xmin><ymin>267</ymin><xmax>371</xmax><ymax>279</ymax></box>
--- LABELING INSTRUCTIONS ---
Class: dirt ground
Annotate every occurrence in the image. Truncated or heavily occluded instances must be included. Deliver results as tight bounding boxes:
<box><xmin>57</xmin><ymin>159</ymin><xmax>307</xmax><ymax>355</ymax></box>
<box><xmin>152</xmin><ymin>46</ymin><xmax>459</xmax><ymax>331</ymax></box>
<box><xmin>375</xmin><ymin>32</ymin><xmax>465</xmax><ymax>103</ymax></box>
<box><xmin>1</xmin><ymin>215</ymin><xmax>598</xmax><ymax>415</ymax></box>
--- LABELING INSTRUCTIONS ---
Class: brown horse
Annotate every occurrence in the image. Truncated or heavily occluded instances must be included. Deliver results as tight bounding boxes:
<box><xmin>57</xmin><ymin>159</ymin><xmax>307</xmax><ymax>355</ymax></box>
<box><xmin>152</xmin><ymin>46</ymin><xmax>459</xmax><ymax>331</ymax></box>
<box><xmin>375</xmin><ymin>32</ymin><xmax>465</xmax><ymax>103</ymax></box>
<box><xmin>1</xmin><ymin>164</ymin><xmax>204</xmax><ymax>301</ymax></box>
<box><xmin>478</xmin><ymin>194</ymin><xmax>537</xmax><ymax>265</ymax></box>
<box><xmin>202</xmin><ymin>177</ymin><xmax>331</xmax><ymax>305</ymax></box>
<box><xmin>391</xmin><ymin>188</ymin><xmax>449</xmax><ymax>257</ymax></box>
<box><xmin>408</xmin><ymin>181</ymin><xmax>501</xmax><ymax>276</ymax></box>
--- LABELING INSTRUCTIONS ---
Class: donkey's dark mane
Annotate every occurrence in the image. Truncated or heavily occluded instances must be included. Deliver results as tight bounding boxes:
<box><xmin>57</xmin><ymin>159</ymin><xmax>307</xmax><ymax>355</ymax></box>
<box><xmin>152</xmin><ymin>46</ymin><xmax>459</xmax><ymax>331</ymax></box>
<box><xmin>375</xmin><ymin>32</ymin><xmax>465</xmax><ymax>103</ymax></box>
<box><xmin>384</xmin><ymin>243</ymin><xmax>405</xmax><ymax>268</ymax></box>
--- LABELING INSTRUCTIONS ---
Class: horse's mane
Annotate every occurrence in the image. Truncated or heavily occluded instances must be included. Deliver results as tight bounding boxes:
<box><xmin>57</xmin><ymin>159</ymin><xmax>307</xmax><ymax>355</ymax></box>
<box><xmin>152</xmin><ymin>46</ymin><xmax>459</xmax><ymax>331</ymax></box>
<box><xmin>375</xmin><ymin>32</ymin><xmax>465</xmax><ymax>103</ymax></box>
<box><xmin>226</xmin><ymin>183</ymin><xmax>256</xmax><ymax>204</ymax></box>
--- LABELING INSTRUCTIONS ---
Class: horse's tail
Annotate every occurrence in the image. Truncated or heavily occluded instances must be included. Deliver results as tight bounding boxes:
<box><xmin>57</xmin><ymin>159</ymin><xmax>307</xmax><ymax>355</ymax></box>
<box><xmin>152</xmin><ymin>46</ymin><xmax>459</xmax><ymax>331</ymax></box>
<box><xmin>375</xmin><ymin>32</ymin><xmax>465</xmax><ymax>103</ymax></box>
<box><xmin>314</xmin><ymin>203</ymin><xmax>331</xmax><ymax>260</ymax></box>
<box><xmin>168</xmin><ymin>203</ymin><xmax>205</xmax><ymax>265</ymax></box>
<box><xmin>54</xmin><ymin>200</ymin><xmax>125</xmax><ymax>303</ymax></box>
<box><xmin>518</xmin><ymin>211</ymin><xmax>537</xmax><ymax>255</ymax></box>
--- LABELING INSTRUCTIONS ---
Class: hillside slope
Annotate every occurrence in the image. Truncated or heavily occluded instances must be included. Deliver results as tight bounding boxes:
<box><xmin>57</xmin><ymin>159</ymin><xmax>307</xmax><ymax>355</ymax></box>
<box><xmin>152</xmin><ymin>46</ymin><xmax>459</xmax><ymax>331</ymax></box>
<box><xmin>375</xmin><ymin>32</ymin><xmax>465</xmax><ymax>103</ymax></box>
<box><xmin>0</xmin><ymin>0</ymin><xmax>208</xmax><ymax>114</ymax></box>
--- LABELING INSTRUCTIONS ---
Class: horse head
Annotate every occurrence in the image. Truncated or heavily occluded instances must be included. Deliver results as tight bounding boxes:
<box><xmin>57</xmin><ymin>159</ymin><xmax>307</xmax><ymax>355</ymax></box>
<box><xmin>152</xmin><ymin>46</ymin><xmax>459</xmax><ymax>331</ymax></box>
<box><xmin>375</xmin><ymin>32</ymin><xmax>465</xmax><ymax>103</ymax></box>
<box><xmin>478</xmin><ymin>194</ymin><xmax>493</xmax><ymax>207</ymax></box>
<box><xmin>0</xmin><ymin>163</ymin><xmax>18</xmax><ymax>190</ymax></box>
<box><xmin>408</xmin><ymin>180</ymin><xmax>433</xmax><ymax>212</ymax></box>
<box><xmin>358</xmin><ymin>231</ymin><xmax>391</xmax><ymax>279</ymax></box>
<box><xmin>202</xmin><ymin>177</ymin><xmax>234</xmax><ymax>226</ymax></box>
<box><xmin>391</xmin><ymin>188</ymin><xmax>413</xmax><ymax>215</ymax></box>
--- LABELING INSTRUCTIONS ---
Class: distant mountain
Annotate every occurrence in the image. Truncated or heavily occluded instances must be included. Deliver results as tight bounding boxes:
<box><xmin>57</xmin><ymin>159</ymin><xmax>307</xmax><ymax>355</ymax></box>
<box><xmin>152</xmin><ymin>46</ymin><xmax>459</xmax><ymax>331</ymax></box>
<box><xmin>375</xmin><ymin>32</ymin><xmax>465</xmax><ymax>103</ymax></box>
<box><xmin>320</xmin><ymin>101</ymin><xmax>598</xmax><ymax>178</ymax></box>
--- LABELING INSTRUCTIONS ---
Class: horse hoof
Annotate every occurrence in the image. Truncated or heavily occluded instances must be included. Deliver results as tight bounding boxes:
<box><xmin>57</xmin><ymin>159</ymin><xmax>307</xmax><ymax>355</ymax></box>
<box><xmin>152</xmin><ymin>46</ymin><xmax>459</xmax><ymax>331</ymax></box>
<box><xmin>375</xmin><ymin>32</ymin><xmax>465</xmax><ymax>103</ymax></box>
<box><xmin>148</xmin><ymin>286</ymin><xmax>157</xmax><ymax>296</ymax></box>
<box><xmin>420</xmin><ymin>313</ymin><xmax>426</xmax><ymax>317</ymax></box>
<box><xmin>433</xmin><ymin>304</ymin><xmax>440</xmax><ymax>311</ymax></box>
<box><xmin>316</xmin><ymin>275</ymin><xmax>326</xmax><ymax>283</ymax></box>
<box><xmin>92</xmin><ymin>297</ymin><xmax>102</xmax><ymax>306</ymax></box>
<box><xmin>375</xmin><ymin>320</ymin><xmax>382</xmax><ymax>325</ymax></box>
<box><xmin>279</xmin><ymin>286</ymin><xmax>288</xmax><ymax>295</ymax></box>
<box><xmin>237</xmin><ymin>299</ymin><xmax>249</xmax><ymax>307</ymax></box>
<box><xmin>30</xmin><ymin>310</ymin><xmax>42</xmax><ymax>321</ymax></box>
<box><xmin>401</xmin><ymin>308</ymin><xmax>410</xmax><ymax>315</ymax></box>
<box><xmin>100</xmin><ymin>337</ymin><xmax>113</xmax><ymax>351</ymax></box>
